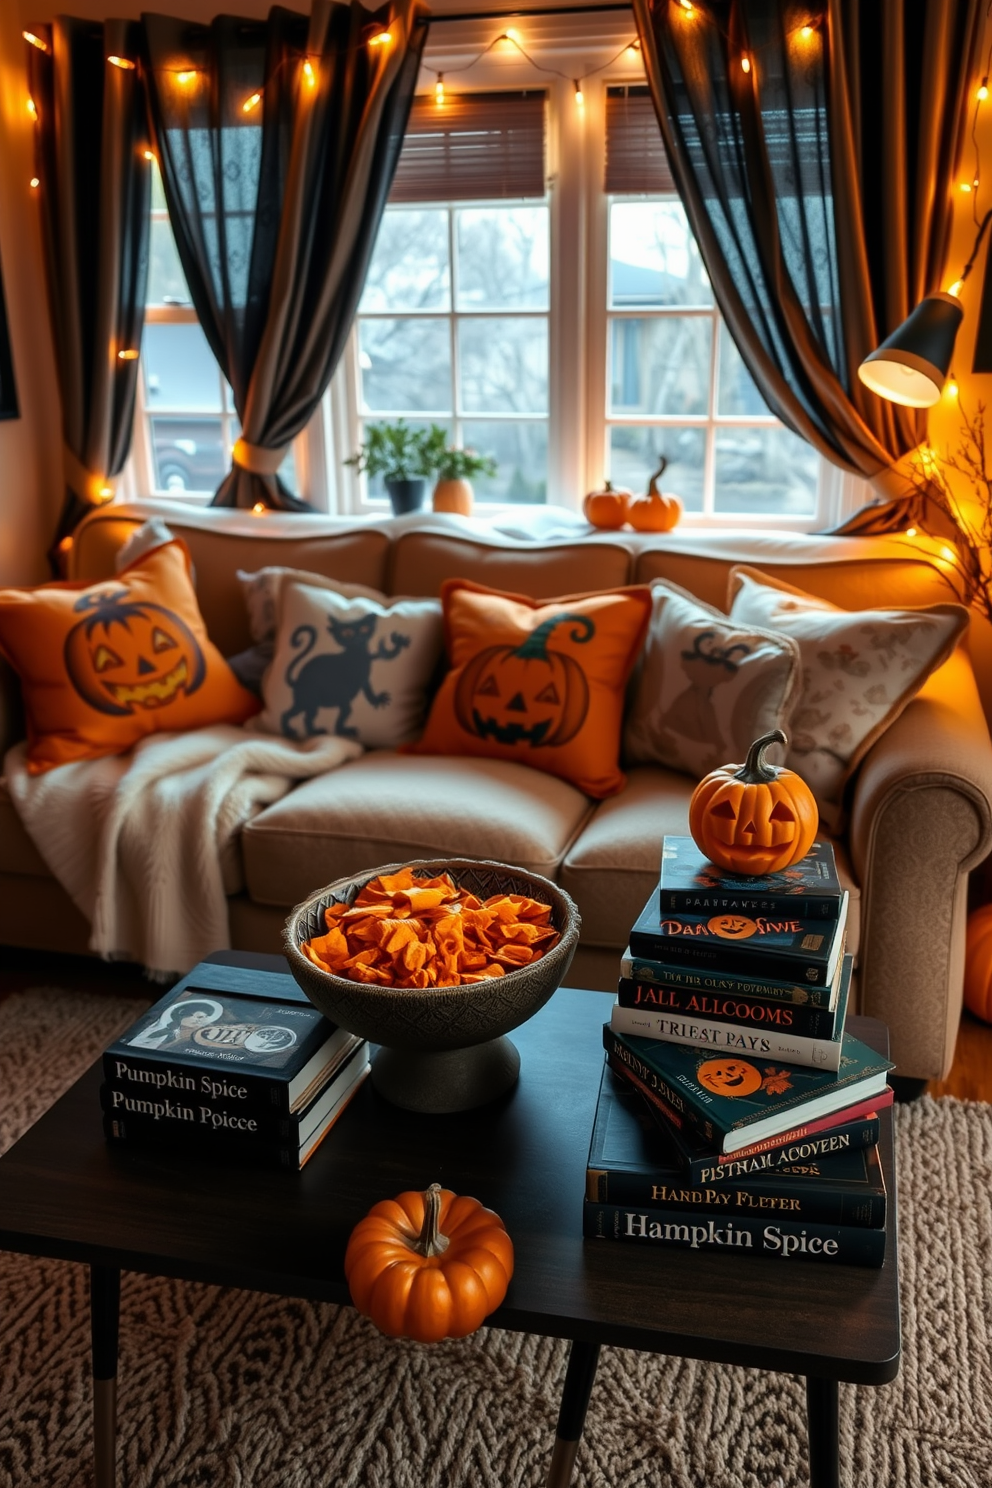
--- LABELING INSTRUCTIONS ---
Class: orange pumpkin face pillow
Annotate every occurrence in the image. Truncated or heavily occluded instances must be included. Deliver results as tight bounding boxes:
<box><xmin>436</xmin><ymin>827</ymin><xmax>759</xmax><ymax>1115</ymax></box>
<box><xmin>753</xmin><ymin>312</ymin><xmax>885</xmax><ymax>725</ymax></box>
<box><xmin>0</xmin><ymin>539</ymin><xmax>259</xmax><ymax>773</ymax></box>
<box><xmin>408</xmin><ymin>578</ymin><xmax>653</xmax><ymax>798</ymax></box>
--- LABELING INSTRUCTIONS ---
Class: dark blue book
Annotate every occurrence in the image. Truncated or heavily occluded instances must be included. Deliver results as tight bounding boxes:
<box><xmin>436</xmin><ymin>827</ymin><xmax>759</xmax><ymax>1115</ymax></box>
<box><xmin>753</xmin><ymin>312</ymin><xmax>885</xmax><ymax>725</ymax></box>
<box><xmin>587</xmin><ymin>1065</ymin><xmax>885</xmax><ymax>1227</ymax></box>
<box><xmin>583</xmin><ymin>1201</ymin><xmax>885</xmax><ymax>1267</ymax></box>
<box><xmin>619</xmin><ymin>949</ymin><xmax>839</xmax><ymax>1010</ymax></box>
<box><xmin>628</xmin><ymin>888</ymin><xmax>849</xmax><ymax>987</ymax></box>
<box><xmin>659</xmin><ymin>835</ymin><xmax>842</xmax><ymax>919</ymax></box>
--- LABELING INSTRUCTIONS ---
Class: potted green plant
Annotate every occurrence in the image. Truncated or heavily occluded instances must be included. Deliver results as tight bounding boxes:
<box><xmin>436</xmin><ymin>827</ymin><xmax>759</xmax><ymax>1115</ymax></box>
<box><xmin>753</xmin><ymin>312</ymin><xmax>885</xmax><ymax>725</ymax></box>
<box><xmin>345</xmin><ymin>420</ymin><xmax>434</xmax><ymax>515</ymax></box>
<box><xmin>419</xmin><ymin>425</ymin><xmax>498</xmax><ymax>517</ymax></box>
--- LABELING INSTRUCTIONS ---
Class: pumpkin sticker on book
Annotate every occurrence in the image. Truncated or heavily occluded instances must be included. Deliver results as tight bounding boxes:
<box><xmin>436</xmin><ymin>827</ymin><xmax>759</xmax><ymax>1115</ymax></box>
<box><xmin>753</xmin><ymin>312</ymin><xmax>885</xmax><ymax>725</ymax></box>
<box><xmin>408</xmin><ymin>578</ymin><xmax>653</xmax><ymax>798</ymax></box>
<box><xmin>696</xmin><ymin>1058</ymin><xmax>764</xmax><ymax>1097</ymax></box>
<box><xmin>0</xmin><ymin>540</ymin><xmax>258</xmax><ymax>773</ymax></box>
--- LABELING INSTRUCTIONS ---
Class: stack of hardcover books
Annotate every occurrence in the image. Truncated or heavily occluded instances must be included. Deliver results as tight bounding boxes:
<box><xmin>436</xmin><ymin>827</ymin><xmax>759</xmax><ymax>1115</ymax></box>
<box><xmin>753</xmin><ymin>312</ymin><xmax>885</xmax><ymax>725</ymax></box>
<box><xmin>102</xmin><ymin>958</ymin><xmax>370</xmax><ymax>1170</ymax></box>
<box><xmin>586</xmin><ymin>836</ymin><xmax>895</xmax><ymax>1266</ymax></box>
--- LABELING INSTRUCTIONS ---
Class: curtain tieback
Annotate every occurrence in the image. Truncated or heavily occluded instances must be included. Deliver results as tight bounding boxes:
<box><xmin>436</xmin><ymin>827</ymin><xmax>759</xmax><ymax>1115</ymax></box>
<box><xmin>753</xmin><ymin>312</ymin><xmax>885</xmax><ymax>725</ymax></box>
<box><xmin>232</xmin><ymin>438</ymin><xmax>290</xmax><ymax>477</ymax></box>
<box><xmin>63</xmin><ymin>446</ymin><xmax>114</xmax><ymax>504</ymax></box>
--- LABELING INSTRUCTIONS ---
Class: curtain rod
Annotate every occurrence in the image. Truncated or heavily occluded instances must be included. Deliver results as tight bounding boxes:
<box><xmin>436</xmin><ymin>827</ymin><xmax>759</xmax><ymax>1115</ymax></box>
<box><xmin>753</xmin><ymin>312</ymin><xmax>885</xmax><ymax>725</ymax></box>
<box><xmin>416</xmin><ymin>4</ymin><xmax>633</xmax><ymax>24</ymax></box>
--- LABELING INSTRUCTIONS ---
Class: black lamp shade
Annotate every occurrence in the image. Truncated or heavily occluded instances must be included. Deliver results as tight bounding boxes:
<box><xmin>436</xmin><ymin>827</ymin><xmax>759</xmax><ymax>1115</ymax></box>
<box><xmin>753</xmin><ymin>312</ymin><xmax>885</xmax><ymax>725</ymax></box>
<box><xmin>857</xmin><ymin>291</ymin><xmax>965</xmax><ymax>407</ymax></box>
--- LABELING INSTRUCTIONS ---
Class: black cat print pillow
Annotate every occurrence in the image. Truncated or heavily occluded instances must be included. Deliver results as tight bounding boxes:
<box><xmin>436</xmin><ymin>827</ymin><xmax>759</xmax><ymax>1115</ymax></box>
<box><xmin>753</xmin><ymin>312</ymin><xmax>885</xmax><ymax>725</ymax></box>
<box><xmin>257</xmin><ymin>580</ymin><xmax>444</xmax><ymax>749</ymax></box>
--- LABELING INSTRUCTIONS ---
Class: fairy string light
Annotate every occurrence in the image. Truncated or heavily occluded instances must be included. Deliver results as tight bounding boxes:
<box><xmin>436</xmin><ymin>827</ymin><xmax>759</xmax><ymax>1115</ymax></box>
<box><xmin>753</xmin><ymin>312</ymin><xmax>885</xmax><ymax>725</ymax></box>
<box><xmin>421</xmin><ymin>30</ymin><xmax>645</xmax><ymax>108</ymax></box>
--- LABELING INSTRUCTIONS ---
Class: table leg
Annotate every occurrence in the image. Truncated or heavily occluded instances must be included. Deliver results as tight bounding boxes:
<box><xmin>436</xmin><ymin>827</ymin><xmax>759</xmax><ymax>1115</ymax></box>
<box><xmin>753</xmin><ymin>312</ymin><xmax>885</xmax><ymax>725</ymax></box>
<box><xmin>805</xmin><ymin>1376</ymin><xmax>839</xmax><ymax>1488</ymax></box>
<box><xmin>90</xmin><ymin>1265</ymin><xmax>120</xmax><ymax>1488</ymax></box>
<box><xmin>545</xmin><ymin>1339</ymin><xmax>600</xmax><ymax>1488</ymax></box>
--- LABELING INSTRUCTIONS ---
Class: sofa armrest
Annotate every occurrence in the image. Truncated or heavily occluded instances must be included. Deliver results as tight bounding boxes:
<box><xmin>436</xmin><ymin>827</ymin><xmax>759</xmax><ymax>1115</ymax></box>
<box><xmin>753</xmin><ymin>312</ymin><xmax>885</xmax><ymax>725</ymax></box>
<box><xmin>0</xmin><ymin>656</ymin><xmax>24</xmax><ymax>760</ymax></box>
<box><xmin>849</xmin><ymin>645</ymin><xmax>992</xmax><ymax>1081</ymax></box>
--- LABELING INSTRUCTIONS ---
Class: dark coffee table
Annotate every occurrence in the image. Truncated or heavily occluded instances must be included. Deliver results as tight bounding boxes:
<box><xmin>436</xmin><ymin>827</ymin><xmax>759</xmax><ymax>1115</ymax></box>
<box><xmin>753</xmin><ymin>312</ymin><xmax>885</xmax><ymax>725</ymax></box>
<box><xmin>0</xmin><ymin>954</ymin><xmax>900</xmax><ymax>1488</ymax></box>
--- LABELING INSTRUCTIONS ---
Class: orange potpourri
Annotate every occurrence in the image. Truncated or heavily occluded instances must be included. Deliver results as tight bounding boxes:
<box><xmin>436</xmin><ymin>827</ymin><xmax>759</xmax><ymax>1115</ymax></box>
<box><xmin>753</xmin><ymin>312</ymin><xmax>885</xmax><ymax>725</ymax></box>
<box><xmin>301</xmin><ymin>868</ymin><xmax>560</xmax><ymax>988</ymax></box>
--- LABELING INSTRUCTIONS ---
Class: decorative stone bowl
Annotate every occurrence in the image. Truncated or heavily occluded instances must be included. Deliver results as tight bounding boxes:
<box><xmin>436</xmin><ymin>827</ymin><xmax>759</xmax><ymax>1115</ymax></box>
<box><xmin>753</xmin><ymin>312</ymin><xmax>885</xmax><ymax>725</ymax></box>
<box><xmin>283</xmin><ymin>858</ymin><xmax>581</xmax><ymax>1114</ymax></box>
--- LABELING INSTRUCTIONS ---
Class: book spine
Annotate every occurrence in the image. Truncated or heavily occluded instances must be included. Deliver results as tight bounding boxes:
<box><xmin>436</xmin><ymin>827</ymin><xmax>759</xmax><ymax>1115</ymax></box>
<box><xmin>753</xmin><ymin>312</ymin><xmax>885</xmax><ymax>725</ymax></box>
<box><xmin>628</xmin><ymin>928</ymin><xmax>832</xmax><ymax>986</ymax></box>
<box><xmin>102</xmin><ymin>1051</ymin><xmax>294</xmax><ymax>1114</ymax></box>
<box><xmin>610</xmin><ymin>1001</ymin><xmax>842</xmax><ymax>1072</ymax></box>
<box><xmin>100</xmin><ymin>1082</ymin><xmax>303</xmax><ymax>1143</ymax></box>
<box><xmin>583</xmin><ymin>1202</ymin><xmax>886</xmax><ymax>1267</ymax></box>
<box><xmin>102</xmin><ymin>1113</ymin><xmax>305</xmax><ymax>1169</ymax></box>
<box><xmin>586</xmin><ymin>1165</ymin><xmax>885</xmax><ymax>1227</ymax></box>
<box><xmin>620</xmin><ymin>955</ymin><xmax>835</xmax><ymax>1009</ymax></box>
<box><xmin>659</xmin><ymin>888</ymin><xmax>839</xmax><ymax>919</ymax></box>
<box><xmin>606</xmin><ymin>1049</ymin><xmax>886</xmax><ymax>1180</ymax></box>
<box><xmin>604</xmin><ymin>1025</ymin><xmax>721</xmax><ymax>1145</ymax></box>
<box><xmin>616</xmin><ymin>979</ymin><xmax>839</xmax><ymax>1040</ymax></box>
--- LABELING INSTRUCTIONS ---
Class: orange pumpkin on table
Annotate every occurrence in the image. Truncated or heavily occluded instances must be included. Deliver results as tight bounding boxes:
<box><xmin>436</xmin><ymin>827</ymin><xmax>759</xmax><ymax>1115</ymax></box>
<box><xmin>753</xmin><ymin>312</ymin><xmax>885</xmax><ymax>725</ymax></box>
<box><xmin>626</xmin><ymin>457</ymin><xmax>682</xmax><ymax>533</ymax></box>
<box><xmin>964</xmin><ymin>904</ymin><xmax>992</xmax><ymax>1023</ymax></box>
<box><xmin>345</xmin><ymin>1183</ymin><xmax>514</xmax><ymax>1342</ymax></box>
<box><xmin>688</xmin><ymin>728</ymin><xmax>819</xmax><ymax>876</ymax></box>
<box><xmin>583</xmin><ymin>480</ymin><xmax>631</xmax><ymax>530</ymax></box>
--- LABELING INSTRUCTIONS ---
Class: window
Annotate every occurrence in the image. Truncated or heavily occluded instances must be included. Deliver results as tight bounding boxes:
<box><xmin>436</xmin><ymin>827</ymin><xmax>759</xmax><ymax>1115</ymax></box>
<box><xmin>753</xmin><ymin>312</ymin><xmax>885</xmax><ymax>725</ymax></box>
<box><xmin>602</xmin><ymin>86</ymin><xmax>818</xmax><ymax>518</ymax></box>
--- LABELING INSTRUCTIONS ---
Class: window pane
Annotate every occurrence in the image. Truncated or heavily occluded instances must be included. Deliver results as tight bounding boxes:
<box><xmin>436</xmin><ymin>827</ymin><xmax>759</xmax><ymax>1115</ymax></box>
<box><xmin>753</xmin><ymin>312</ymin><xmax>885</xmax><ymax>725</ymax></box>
<box><xmin>609</xmin><ymin>317</ymin><xmax>711</xmax><ymax>416</ymax></box>
<box><xmin>609</xmin><ymin>200</ymin><xmax>713</xmax><ymax>308</ymax></box>
<box><xmin>359</xmin><ymin>318</ymin><xmax>452</xmax><ymax>413</ymax></box>
<box><xmin>461</xmin><ymin>420</ymin><xmax>547</xmax><ymax>504</ymax></box>
<box><xmin>458</xmin><ymin>317</ymin><xmax>548</xmax><ymax>414</ymax></box>
<box><xmin>150</xmin><ymin>417</ymin><xmax>226</xmax><ymax>493</ymax></box>
<box><xmin>360</xmin><ymin>209</ymin><xmax>450</xmax><ymax>313</ymax></box>
<box><xmin>607</xmin><ymin>425</ymin><xmax>705</xmax><ymax>511</ymax></box>
<box><xmin>143</xmin><ymin>323</ymin><xmax>223</xmax><ymax>410</ymax></box>
<box><xmin>717</xmin><ymin>324</ymin><xmax>773</xmax><ymax>416</ymax></box>
<box><xmin>148</xmin><ymin>219</ymin><xmax>191</xmax><ymax>306</ymax></box>
<box><xmin>455</xmin><ymin>206</ymin><xmax>549</xmax><ymax>310</ymax></box>
<box><xmin>714</xmin><ymin>426</ymin><xmax>818</xmax><ymax>515</ymax></box>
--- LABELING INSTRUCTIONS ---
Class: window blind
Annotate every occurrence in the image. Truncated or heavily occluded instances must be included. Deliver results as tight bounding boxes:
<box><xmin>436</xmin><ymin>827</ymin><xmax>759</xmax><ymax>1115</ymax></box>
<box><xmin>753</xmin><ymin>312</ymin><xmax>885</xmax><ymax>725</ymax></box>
<box><xmin>389</xmin><ymin>90</ymin><xmax>547</xmax><ymax>203</ymax></box>
<box><xmin>605</xmin><ymin>85</ymin><xmax>675</xmax><ymax>195</ymax></box>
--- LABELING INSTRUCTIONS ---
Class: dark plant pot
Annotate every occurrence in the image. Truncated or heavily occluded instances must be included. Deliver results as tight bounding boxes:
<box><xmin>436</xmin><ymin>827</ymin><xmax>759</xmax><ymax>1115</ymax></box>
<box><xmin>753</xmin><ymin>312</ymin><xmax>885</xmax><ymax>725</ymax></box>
<box><xmin>384</xmin><ymin>477</ymin><xmax>427</xmax><ymax>515</ymax></box>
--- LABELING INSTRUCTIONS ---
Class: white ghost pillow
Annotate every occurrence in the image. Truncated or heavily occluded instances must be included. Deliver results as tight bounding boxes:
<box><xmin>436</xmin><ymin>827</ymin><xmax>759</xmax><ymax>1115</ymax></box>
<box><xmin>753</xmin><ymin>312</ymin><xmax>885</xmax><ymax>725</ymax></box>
<box><xmin>259</xmin><ymin>580</ymin><xmax>443</xmax><ymax>748</ymax></box>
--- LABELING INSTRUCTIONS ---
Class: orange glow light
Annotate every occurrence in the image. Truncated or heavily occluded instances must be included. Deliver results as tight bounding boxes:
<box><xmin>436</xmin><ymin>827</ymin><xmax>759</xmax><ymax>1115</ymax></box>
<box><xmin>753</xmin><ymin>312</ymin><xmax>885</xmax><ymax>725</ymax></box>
<box><xmin>117</xmin><ymin>349</ymin><xmax>139</xmax><ymax>361</ymax></box>
<box><xmin>946</xmin><ymin>378</ymin><xmax>959</xmax><ymax>399</ymax></box>
<box><xmin>368</xmin><ymin>28</ymin><xmax>392</xmax><ymax>48</ymax></box>
<box><xmin>26</xmin><ymin>98</ymin><xmax>37</xmax><ymax>119</ymax></box>
<box><xmin>177</xmin><ymin>70</ymin><xmax>197</xmax><ymax>85</ymax></box>
<box><xmin>252</xmin><ymin>502</ymin><xmax>267</xmax><ymax>515</ymax></box>
<box><xmin>435</xmin><ymin>75</ymin><xmax>444</xmax><ymax>105</ymax></box>
<box><xmin>242</xmin><ymin>91</ymin><xmax>262</xmax><ymax>113</ymax></box>
<box><xmin>143</xmin><ymin>149</ymin><xmax>155</xmax><ymax>162</ymax></box>
<box><xmin>29</xmin><ymin>177</ymin><xmax>40</xmax><ymax>189</ymax></box>
<box><xmin>948</xmin><ymin>279</ymin><xmax>965</xmax><ymax>297</ymax></box>
<box><xmin>979</xmin><ymin>79</ymin><xmax>989</xmax><ymax>101</ymax></box>
<box><xmin>303</xmin><ymin>59</ymin><xmax>315</xmax><ymax>87</ymax></box>
<box><xmin>960</xmin><ymin>182</ymin><xmax>973</xmax><ymax>192</ymax></box>
<box><xmin>906</xmin><ymin>527</ymin><xmax>918</xmax><ymax>537</ymax></box>
<box><xmin>107</xmin><ymin>55</ymin><xmax>136</xmax><ymax>70</ymax></box>
<box><xmin>23</xmin><ymin>30</ymin><xmax>48</xmax><ymax>52</ymax></box>
<box><xmin>741</xmin><ymin>55</ymin><xmax>751</xmax><ymax>73</ymax></box>
<box><xmin>574</xmin><ymin>80</ymin><xmax>585</xmax><ymax>107</ymax></box>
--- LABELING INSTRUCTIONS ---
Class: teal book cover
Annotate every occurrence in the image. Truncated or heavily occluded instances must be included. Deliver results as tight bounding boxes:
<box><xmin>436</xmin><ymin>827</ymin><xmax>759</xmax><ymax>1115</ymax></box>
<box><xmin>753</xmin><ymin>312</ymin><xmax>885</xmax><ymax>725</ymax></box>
<box><xmin>659</xmin><ymin>836</ymin><xmax>841</xmax><ymax>917</ymax></box>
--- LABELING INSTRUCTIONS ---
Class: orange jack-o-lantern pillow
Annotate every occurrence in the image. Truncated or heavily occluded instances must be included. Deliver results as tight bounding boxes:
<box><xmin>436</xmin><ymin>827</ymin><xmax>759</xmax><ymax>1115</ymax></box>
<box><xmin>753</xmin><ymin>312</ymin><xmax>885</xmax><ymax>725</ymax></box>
<box><xmin>408</xmin><ymin>579</ymin><xmax>653</xmax><ymax>798</ymax></box>
<box><xmin>0</xmin><ymin>539</ymin><xmax>259</xmax><ymax>773</ymax></box>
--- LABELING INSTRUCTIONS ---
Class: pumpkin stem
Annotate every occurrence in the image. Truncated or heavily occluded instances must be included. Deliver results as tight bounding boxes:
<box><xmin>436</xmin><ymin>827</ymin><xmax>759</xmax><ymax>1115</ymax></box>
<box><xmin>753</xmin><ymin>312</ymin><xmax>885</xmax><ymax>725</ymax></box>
<box><xmin>415</xmin><ymin>1183</ymin><xmax>451</xmax><ymax>1258</ymax></box>
<box><xmin>515</xmin><ymin>613</ymin><xmax>595</xmax><ymax>660</ymax></box>
<box><xmin>648</xmin><ymin>455</ymin><xmax>668</xmax><ymax>496</ymax></box>
<box><xmin>735</xmin><ymin>729</ymin><xmax>788</xmax><ymax>785</ymax></box>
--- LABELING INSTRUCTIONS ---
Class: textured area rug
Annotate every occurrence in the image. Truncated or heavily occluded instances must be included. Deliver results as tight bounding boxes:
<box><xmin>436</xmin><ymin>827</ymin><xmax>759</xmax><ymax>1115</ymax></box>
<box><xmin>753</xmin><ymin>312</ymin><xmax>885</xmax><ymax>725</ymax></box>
<box><xmin>0</xmin><ymin>988</ymin><xmax>990</xmax><ymax>1488</ymax></box>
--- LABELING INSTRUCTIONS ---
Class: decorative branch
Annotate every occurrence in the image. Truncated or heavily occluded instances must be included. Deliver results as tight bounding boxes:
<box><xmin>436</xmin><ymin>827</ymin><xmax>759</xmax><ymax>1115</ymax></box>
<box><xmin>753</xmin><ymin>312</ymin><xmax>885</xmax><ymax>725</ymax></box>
<box><xmin>906</xmin><ymin>397</ymin><xmax>992</xmax><ymax>626</ymax></box>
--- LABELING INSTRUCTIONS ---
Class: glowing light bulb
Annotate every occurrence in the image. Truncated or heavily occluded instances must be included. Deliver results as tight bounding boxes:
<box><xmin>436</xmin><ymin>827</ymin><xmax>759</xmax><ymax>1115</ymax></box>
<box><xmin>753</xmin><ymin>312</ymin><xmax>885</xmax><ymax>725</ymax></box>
<box><xmin>252</xmin><ymin>502</ymin><xmax>267</xmax><ymax>515</ymax></box>
<box><xmin>960</xmin><ymin>181</ymin><xmax>973</xmax><ymax>192</ymax></box>
<box><xmin>29</xmin><ymin>177</ymin><xmax>39</xmax><ymax>189</ymax></box>
<box><xmin>99</xmin><ymin>485</ymin><xmax>114</xmax><ymax>500</ymax></box>
<box><xmin>800</xmin><ymin>25</ymin><xmax>814</xmax><ymax>38</ymax></box>
<box><xmin>941</xmin><ymin>545</ymin><xmax>956</xmax><ymax>562</ymax></box>
<box><xmin>948</xmin><ymin>279</ymin><xmax>965</xmax><ymax>297</ymax></box>
<box><xmin>23</xmin><ymin>31</ymin><xmax>48</xmax><ymax>52</ymax></box>
<box><xmin>26</xmin><ymin>98</ymin><xmax>37</xmax><ymax>120</ymax></box>
<box><xmin>435</xmin><ymin>75</ymin><xmax>444</xmax><ymax>105</ymax></box>
<box><xmin>177</xmin><ymin>70</ymin><xmax>197</xmax><ymax>85</ymax></box>
<box><xmin>242</xmin><ymin>91</ymin><xmax>262</xmax><ymax>113</ymax></box>
<box><xmin>574</xmin><ymin>80</ymin><xmax>584</xmax><ymax>107</ymax></box>
<box><xmin>368</xmin><ymin>28</ymin><xmax>392</xmax><ymax>48</ymax></box>
<box><xmin>143</xmin><ymin>149</ymin><xmax>155</xmax><ymax>162</ymax></box>
<box><xmin>505</xmin><ymin>27</ymin><xmax>520</xmax><ymax>41</ymax></box>
<box><xmin>980</xmin><ymin>78</ymin><xmax>989</xmax><ymax>101</ymax></box>
<box><xmin>117</xmin><ymin>349</ymin><xmax>139</xmax><ymax>361</ymax></box>
<box><xmin>626</xmin><ymin>41</ymin><xmax>641</xmax><ymax>58</ymax></box>
<box><xmin>947</xmin><ymin>377</ymin><xmax>959</xmax><ymax>399</ymax></box>
<box><xmin>303</xmin><ymin>59</ymin><xmax>315</xmax><ymax>88</ymax></box>
<box><xmin>678</xmin><ymin>0</ymin><xmax>694</xmax><ymax>11</ymax></box>
<box><xmin>906</xmin><ymin>527</ymin><xmax>918</xmax><ymax>538</ymax></box>
<box><xmin>107</xmin><ymin>55</ymin><xmax>135</xmax><ymax>70</ymax></box>
<box><xmin>741</xmin><ymin>54</ymin><xmax>751</xmax><ymax>73</ymax></box>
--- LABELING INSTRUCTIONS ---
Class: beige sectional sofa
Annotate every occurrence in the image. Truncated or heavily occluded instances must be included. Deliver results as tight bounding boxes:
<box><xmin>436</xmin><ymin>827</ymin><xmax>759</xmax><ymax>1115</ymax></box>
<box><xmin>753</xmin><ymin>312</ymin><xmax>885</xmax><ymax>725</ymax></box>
<box><xmin>3</xmin><ymin>498</ymin><xmax>992</xmax><ymax>1087</ymax></box>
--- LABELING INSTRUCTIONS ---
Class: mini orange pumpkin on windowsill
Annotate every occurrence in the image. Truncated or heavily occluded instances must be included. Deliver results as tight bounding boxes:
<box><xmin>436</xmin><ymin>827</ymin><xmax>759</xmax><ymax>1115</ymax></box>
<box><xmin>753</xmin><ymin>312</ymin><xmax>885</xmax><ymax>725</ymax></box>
<box><xmin>688</xmin><ymin>728</ymin><xmax>819</xmax><ymax>876</ymax></box>
<box><xmin>344</xmin><ymin>1182</ymin><xmax>514</xmax><ymax>1342</ymax></box>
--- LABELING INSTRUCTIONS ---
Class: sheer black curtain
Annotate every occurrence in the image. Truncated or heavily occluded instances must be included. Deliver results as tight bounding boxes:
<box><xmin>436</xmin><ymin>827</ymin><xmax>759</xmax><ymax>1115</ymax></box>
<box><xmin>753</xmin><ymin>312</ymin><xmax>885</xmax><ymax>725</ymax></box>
<box><xmin>27</xmin><ymin>19</ymin><xmax>150</xmax><ymax>559</ymax></box>
<box><xmin>143</xmin><ymin>0</ymin><xmax>427</xmax><ymax>511</ymax></box>
<box><xmin>633</xmin><ymin>0</ymin><xmax>981</xmax><ymax>528</ymax></box>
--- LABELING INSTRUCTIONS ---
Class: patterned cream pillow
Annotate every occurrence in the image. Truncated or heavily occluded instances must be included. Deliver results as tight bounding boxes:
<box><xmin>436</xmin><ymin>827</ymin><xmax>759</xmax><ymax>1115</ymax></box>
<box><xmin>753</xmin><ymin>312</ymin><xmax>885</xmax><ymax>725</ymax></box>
<box><xmin>623</xmin><ymin>579</ymin><xmax>803</xmax><ymax>777</ymax></box>
<box><xmin>258</xmin><ymin>579</ymin><xmax>443</xmax><ymax>748</ymax></box>
<box><xmin>237</xmin><ymin>566</ymin><xmax>385</xmax><ymax>645</ymax></box>
<box><xmin>727</xmin><ymin>565</ymin><xmax>969</xmax><ymax>829</ymax></box>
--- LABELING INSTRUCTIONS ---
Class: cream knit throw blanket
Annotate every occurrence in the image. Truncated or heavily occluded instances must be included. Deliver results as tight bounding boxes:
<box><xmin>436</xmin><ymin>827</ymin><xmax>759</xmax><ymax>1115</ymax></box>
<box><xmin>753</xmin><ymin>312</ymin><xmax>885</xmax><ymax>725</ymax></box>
<box><xmin>5</xmin><ymin>725</ymin><xmax>361</xmax><ymax>978</ymax></box>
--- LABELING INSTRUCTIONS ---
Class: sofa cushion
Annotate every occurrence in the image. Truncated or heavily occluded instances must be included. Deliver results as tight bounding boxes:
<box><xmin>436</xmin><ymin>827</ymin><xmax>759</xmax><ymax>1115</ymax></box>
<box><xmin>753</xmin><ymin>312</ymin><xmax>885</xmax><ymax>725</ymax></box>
<box><xmin>388</xmin><ymin>530</ymin><xmax>634</xmax><ymax>598</ymax></box>
<box><xmin>242</xmin><ymin>752</ymin><xmax>594</xmax><ymax>907</ymax></box>
<box><xmin>559</xmin><ymin>765</ymin><xmax>861</xmax><ymax>955</ymax></box>
<box><xmin>410</xmin><ymin>579</ymin><xmax>653</xmax><ymax>798</ymax></box>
